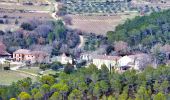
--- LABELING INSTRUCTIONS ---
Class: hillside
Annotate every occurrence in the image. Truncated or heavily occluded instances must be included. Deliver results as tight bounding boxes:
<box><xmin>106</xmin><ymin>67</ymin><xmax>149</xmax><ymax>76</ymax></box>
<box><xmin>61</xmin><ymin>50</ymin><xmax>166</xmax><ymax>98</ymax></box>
<box><xmin>107</xmin><ymin>9</ymin><xmax>170</xmax><ymax>49</ymax></box>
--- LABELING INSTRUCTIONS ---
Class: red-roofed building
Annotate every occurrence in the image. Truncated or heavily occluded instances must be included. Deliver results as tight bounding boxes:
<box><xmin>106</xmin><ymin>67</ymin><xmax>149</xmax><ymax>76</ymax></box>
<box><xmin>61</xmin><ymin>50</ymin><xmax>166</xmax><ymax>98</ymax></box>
<box><xmin>13</xmin><ymin>49</ymin><xmax>49</xmax><ymax>63</ymax></box>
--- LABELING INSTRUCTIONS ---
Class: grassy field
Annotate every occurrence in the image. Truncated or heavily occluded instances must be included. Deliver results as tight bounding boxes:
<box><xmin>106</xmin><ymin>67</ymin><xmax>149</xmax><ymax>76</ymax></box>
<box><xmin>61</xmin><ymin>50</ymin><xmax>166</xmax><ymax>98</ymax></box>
<box><xmin>19</xmin><ymin>67</ymin><xmax>57</xmax><ymax>75</ymax></box>
<box><xmin>0</xmin><ymin>24</ymin><xmax>19</xmax><ymax>31</ymax></box>
<box><xmin>0</xmin><ymin>3</ymin><xmax>53</xmax><ymax>11</ymax></box>
<box><xmin>0</xmin><ymin>1</ymin><xmax>53</xmax><ymax>31</ymax></box>
<box><xmin>66</xmin><ymin>12</ymin><xmax>138</xmax><ymax>35</ymax></box>
<box><xmin>0</xmin><ymin>70</ymin><xmax>37</xmax><ymax>85</ymax></box>
<box><xmin>19</xmin><ymin>67</ymin><xmax>41</xmax><ymax>74</ymax></box>
<box><xmin>0</xmin><ymin>0</ymin><xmax>50</xmax><ymax>4</ymax></box>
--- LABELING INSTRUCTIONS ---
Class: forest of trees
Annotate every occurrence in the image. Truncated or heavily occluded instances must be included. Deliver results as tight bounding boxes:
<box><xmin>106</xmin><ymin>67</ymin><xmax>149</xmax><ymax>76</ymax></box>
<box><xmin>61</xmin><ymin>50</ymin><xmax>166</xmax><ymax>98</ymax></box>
<box><xmin>1</xmin><ymin>64</ymin><xmax>170</xmax><ymax>100</ymax></box>
<box><xmin>0</xmin><ymin>19</ymin><xmax>80</xmax><ymax>56</ymax></box>
<box><xmin>107</xmin><ymin>9</ymin><xmax>170</xmax><ymax>52</ymax></box>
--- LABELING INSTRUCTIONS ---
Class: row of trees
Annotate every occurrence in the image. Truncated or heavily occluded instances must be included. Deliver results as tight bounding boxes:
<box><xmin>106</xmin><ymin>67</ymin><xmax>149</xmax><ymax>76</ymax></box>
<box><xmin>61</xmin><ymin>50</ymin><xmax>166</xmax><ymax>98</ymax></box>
<box><xmin>1</xmin><ymin>64</ymin><xmax>170</xmax><ymax>100</ymax></box>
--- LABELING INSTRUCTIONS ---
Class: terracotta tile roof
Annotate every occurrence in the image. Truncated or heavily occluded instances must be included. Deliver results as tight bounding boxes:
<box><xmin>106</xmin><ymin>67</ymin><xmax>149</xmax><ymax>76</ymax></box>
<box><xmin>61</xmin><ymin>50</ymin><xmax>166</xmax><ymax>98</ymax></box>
<box><xmin>13</xmin><ymin>49</ymin><xmax>31</xmax><ymax>54</ymax></box>
<box><xmin>93</xmin><ymin>55</ymin><xmax>121</xmax><ymax>61</ymax></box>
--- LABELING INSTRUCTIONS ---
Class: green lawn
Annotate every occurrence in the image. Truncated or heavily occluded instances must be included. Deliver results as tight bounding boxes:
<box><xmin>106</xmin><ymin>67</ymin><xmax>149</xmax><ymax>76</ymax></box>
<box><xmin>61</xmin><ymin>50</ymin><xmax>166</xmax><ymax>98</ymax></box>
<box><xmin>19</xmin><ymin>67</ymin><xmax>58</xmax><ymax>75</ymax></box>
<box><xmin>19</xmin><ymin>67</ymin><xmax>41</xmax><ymax>74</ymax></box>
<box><xmin>43</xmin><ymin>69</ymin><xmax>57</xmax><ymax>75</ymax></box>
<box><xmin>0</xmin><ymin>71</ymin><xmax>37</xmax><ymax>85</ymax></box>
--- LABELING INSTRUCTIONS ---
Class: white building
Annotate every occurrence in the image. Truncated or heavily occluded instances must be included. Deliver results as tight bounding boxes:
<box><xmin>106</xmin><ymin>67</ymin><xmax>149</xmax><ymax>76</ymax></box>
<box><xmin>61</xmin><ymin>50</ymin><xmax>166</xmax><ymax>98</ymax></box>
<box><xmin>117</xmin><ymin>53</ymin><xmax>152</xmax><ymax>70</ymax></box>
<box><xmin>51</xmin><ymin>53</ymin><xmax>73</xmax><ymax>64</ymax></box>
<box><xmin>80</xmin><ymin>53</ymin><xmax>93</xmax><ymax>62</ymax></box>
<box><xmin>92</xmin><ymin>55</ymin><xmax>120</xmax><ymax>70</ymax></box>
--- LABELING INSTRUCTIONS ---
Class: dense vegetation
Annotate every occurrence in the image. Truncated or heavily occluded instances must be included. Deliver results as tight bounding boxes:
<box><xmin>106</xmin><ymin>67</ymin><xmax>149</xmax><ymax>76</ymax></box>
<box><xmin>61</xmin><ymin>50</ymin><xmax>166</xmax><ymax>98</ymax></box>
<box><xmin>0</xmin><ymin>20</ymin><xmax>80</xmax><ymax>55</ymax></box>
<box><xmin>1</xmin><ymin>64</ymin><xmax>170</xmax><ymax>100</ymax></box>
<box><xmin>107</xmin><ymin>9</ymin><xmax>170</xmax><ymax>51</ymax></box>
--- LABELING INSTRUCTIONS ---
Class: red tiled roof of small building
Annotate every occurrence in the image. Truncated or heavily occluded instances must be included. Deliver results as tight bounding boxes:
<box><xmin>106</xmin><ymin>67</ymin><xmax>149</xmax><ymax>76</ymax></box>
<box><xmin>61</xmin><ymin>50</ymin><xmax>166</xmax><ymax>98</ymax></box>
<box><xmin>13</xmin><ymin>49</ymin><xmax>31</xmax><ymax>54</ymax></box>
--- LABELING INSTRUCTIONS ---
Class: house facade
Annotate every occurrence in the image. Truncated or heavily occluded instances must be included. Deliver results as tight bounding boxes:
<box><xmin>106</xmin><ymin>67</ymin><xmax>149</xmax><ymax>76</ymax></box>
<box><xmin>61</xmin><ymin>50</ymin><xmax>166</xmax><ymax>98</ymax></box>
<box><xmin>117</xmin><ymin>53</ymin><xmax>152</xmax><ymax>71</ymax></box>
<box><xmin>51</xmin><ymin>53</ymin><xmax>73</xmax><ymax>64</ymax></box>
<box><xmin>13</xmin><ymin>49</ymin><xmax>50</xmax><ymax>63</ymax></box>
<box><xmin>92</xmin><ymin>55</ymin><xmax>120</xmax><ymax>70</ymax></box>
<box><xmin>80</xmin><ymin>53</ymin><xmax>93</xmax><ymax>62</ymax></box>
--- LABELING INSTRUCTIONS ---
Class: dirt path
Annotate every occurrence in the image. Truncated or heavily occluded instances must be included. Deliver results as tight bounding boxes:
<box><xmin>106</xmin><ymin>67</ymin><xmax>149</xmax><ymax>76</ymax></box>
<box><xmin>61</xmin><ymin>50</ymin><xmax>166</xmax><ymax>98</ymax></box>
<box><xmin>50</xmin><ymin>1</ymin><xmax>85</xmax><ymax>48</ymax></box>
<box><xmin>51</xmin><ymin>3</ymin><xmax>60</xmax><ymax>20</ymax></box>
<box><xmin>78</xmin><ymin>35</ymin><xmax>85</xmax><ymax>48</ymax></box>
<box><xmin>10</xmin><ymin>64</ymin><xmax>39</xmax><ymax>77</ymax></box>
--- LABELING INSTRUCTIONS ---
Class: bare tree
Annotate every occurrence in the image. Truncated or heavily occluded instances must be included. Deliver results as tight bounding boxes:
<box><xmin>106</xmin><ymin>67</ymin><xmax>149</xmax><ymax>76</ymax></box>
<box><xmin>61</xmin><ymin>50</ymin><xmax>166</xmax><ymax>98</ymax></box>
<box><xmin>160</xmin><ymin>44</ymin><xmax>170</xmax><ymax>53</ymax></box>
<box><xmin>114</xmin><ymin>41</ymin><xmax>129</xmax><ymax>55</ymax></box>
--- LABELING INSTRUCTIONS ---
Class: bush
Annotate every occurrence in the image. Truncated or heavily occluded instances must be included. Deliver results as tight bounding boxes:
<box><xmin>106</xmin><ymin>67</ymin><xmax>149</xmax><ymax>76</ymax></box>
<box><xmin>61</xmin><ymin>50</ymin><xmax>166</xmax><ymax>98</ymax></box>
<box><xmin>0</xmin><ymin>30</ymin><xmax>5</xmax><ymax>35</ymax></box>
<box><xmin>0</xmin><ymin>19</ymin><xmax>4</xmax><ymax>24</ymax></box>
<box><xmin>51</xmin><ymin>62</ymin><xmax>63</xmax><ymax>71</ymax></box>
<box><xmin>64</xmin><ymin>63</ymin><xmax>74</xmax><ymax>74</ymax></box>
<box><xmin>21</xmin><ymin>22</ymin><xmax>34</xmax><ymax>31</ymax></box>
<box><xmin>39</xmin><ymin>64</ymin><xmax>50</xmax><ymax>71</ymax></box>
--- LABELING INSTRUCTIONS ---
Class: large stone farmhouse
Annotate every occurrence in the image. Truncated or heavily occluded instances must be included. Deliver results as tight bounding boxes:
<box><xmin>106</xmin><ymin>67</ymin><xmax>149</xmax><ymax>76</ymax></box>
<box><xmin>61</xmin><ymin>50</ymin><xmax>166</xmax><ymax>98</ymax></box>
<box><xmin>13</xmin><ymin>49</ymin><xmax>50</xmax><ymax>63</ymax></box>
<box><xmin>92</xmin><ymin>55</ymin><xmax>120</xmax><ymax>70</ymax></box>
<box><xmin>81</xmin><ymin>53</ymin><xmax>152</xmax><ymax>72</ymax></box>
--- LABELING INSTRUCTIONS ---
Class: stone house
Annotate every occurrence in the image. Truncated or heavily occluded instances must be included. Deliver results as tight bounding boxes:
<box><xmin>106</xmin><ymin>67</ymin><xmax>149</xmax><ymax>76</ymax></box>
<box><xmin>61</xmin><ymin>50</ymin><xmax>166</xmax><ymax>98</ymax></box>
<box><xmin>117</xmin><ymin>53</ymin><xmax>152</xmax><ymax>71</ymax></box>
<box><xmin>92</xmin><ymin>55</ymin><xmax>120</xmax><ymax>70</ymax></box>
<box><xmin>13</xmin><ymin>49</ymin><xmax>50</xmax><ymax>63</ymax></box>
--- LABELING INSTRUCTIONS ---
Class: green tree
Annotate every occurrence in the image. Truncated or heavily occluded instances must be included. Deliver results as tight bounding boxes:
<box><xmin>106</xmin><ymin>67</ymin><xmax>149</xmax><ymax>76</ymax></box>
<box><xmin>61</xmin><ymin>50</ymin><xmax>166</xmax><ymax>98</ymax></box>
<box><xmin>40</xmin><ymin>75</ymin><xmax>55</xmax><ymax>85</ymax></box>
<box><xmin>93</xmin><ymin>82</ymin><xmax>101</xmax><ymax>99</ymax></box>
<box><xmin>110</xmin><ymin>77</ymin><xmax>122</xmax><ymax>95</ymax></box>
<box><xmin>107</xmin><ymin>95</ymin><xmax>116</xmax><ymax>100</ymax></box>
<box><xmin>50</xmin><ymin>92</ymin><xmax>60</xmax><ymax>100</ymax></box>
<box><xmin>160</xmin><ymin>80</ymin><xmax>169</xmax><ymax>94</ymax></box>
<box><xmin>40</xmin><ymin>84</ymin><xmax>50</xmax><ymax>96</ymax></box>
<box><xmin>18</xmin><ymin>92</ymin><xmax>31</xmax><ymax>100</ymax></box>
<box><xmin>87</xmin><ymin>63</ymin><xmax>98</xmax><ymax>73</ymax></box>
<box><xmin>102</xmin><ymin>95</ymin><xmax>107</xmax><ymax>100</ymax></box>
<box><xmin>34</xmin><ymin>92</ymin><xmax>43</xmax><ymax>100</ymax></box>
<box><xmin>48</xmin><ymin>32</ymin><xmax>54</xmax><ymax>44</ymax></box>
<box><xmin>118</xmin><ymin>90</ymin><xmax>128</xmax><ymax>100</ymax></box>
<box><xmin>101</xmin><ymin>64</ymin><xmax>109</xmax><ymax>73</ymax></box>
<box><xmin>153</xmin><ymin>80</ymin><xmax>160</xmax><ymax>94</ymax></box>
<box><xmin>31</xmin><ymin>88</ymin><xmax>38</xmax><ymax>96</ymax></box>
<box><xmin>17</xmin><ymin>78</ymin><xmax>32</xmax><ymax>92</ymax></box>
<box><xmin>10</xmin><ymin>98</ymin><xmax>17</xmax><ymax>100</ymax></box>
<box><xmin>78</xmin><ymin>81</ymin><xmax>88</xmax><ymax>98</ymax></box>
<box><xmin>135</xmin><ymin>86</ymin><xmax>150</xmax><ymax>100</ymax></box>
<box><xmin>68</xmin><ymin>89</ymin><xmax>82</xmax><ymax>100</ymax></box>
<box><xmin>153</xmin><ymin>92</ymin><xmax>166</xmax><ymax>100</ymax></box>
<box><xmin>99</xmin><ymin>80</ymin><xmax>109</xmax><ymax>95</ymax></box>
